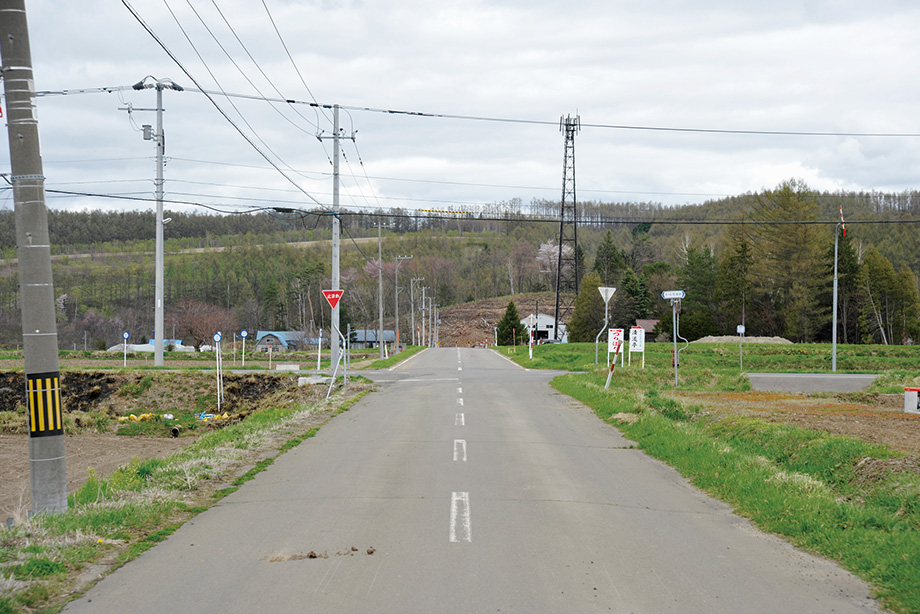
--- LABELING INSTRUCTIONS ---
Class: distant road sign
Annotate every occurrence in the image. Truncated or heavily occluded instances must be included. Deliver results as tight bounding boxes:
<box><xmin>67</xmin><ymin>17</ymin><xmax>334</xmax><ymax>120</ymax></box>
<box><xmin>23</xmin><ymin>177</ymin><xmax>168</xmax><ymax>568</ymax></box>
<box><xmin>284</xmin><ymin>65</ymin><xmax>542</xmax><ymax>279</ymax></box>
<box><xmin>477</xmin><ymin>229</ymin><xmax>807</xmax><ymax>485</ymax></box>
<box><xmin>213</xmin><ymin>332</ymin><xmax>222</xmax><ymax>343</ymax></box>
<box><xmin>598</xmin><ymin>286</ymin><xmax>616</xmax><ymax>303</ymax></box>
<box><xmin>737</xmin><ymin>325</ymin><xmax>746</xmax><ymax>334</ymax></box>
<box><xmin>123</xmin><ymin>331</ymin><xmax>129</xmax><ymax>340</ymax></box>
<box><xmin>322</xmin><ymin>289</ymin><xmax>344</xmax><ymax>309</ymax></box>
<box><xmin>662</xmin><ymin>290</ymin><xmax>685</xmax><ymax>299</ymax></box>
<box><xmin>240</xmin><ymin>329</ymin><xmax>248</xmax><ymax>338</ymax></box>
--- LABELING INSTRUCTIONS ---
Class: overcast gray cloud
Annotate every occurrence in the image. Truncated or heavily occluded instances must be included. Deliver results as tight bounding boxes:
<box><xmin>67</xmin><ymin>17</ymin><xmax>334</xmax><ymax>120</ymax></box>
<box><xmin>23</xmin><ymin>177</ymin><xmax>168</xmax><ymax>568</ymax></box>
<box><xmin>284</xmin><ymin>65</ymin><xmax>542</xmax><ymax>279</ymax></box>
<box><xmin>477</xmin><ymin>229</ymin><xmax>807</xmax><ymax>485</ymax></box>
<box><xmin>2</xmin><ymin>0</ymin><xmax>919</xmax><ymax>215</ymax></box>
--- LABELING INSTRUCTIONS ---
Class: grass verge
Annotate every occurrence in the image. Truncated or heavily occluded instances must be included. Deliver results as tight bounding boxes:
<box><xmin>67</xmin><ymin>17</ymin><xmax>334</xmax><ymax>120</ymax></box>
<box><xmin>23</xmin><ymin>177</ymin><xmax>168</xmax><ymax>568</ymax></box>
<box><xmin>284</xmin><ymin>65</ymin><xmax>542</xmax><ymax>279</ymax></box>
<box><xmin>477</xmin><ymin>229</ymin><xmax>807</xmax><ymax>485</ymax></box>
<box><xmin>552</xmin><ymin>371</ymin><xmax>920</xmax><ymax>614</ymax></box>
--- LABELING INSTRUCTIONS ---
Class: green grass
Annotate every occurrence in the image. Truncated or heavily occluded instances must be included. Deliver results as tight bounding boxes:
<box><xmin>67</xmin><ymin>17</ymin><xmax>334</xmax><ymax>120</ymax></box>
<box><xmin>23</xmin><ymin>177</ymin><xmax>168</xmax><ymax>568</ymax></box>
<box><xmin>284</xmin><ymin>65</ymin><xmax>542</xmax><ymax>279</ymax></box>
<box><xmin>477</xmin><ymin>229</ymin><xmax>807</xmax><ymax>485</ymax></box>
<box><xmin>503</xmin><ymin>340</ymin><xmax>920</xmax><ymax>391</ymax></box>
<box><xmin>551</xmin><ymin>367</ymin><xmax>920</xmax><ymax>614</ymax></box>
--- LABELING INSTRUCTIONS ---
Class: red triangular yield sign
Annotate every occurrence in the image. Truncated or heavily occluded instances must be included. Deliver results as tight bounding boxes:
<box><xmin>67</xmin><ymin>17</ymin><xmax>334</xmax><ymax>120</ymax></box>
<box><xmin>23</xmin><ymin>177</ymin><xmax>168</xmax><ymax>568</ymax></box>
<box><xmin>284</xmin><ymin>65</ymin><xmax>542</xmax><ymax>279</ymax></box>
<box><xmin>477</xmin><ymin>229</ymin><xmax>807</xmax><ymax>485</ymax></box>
<box><xmin>322</xmin><ymin>289</ymin><xmax>344</xmax><ymax>309</ymax></box>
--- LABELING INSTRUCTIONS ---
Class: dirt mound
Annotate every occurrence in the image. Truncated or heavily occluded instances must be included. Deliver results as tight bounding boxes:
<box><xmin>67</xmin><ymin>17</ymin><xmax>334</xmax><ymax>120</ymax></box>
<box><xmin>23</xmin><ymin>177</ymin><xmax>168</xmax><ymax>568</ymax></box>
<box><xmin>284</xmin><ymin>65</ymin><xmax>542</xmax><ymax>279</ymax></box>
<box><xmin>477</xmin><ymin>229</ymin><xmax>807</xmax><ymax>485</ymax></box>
<box><xmin>438</xmin><ymin>292</ymin><xmax>558</xmax><ymax>347</ymax></box>
<box><xmin>0</xmin><ymin>371</ymin><xmax>310</xmax><ymax>433</ymax></box>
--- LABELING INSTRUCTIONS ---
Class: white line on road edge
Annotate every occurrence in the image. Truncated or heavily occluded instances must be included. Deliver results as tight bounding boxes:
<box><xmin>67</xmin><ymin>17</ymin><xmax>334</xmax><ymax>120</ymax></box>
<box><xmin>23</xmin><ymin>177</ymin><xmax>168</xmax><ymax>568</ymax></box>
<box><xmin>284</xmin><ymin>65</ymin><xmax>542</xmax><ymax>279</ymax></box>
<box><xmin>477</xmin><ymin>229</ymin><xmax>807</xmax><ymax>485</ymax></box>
<box><xmin>455</xmin><ymin>413</ymin><xmax>465</xmax><ymax>426</ymax></box>
<box><xmin>490</xmin><ymin>349</ymin><xmax>529</xmax><ymax>370</ymax></box>
<box><xmin>449</xmin><ymin>492</ymin><xmax>471</xmax><ymax>543</ymax></box>
<box><xmin>453</xmin><ymin>439</ymin><xmax>467</xmax><ymax>461</ymax></box>
<box><xmin>388</xmin><ymin>347</ymin><xmax>429</xmax><ymax>371</ymax></box>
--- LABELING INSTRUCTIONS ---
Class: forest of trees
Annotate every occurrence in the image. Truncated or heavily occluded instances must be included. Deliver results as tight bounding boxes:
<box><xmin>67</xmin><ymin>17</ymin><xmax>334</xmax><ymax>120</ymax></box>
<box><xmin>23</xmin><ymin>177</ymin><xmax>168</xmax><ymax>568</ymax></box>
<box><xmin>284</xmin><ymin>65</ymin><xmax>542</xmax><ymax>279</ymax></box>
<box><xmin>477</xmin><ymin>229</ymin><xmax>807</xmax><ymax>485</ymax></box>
<box><xmin>0</xmin><ymin>179</ymin><xmax>918</xmax><ymax>349</ymax></box>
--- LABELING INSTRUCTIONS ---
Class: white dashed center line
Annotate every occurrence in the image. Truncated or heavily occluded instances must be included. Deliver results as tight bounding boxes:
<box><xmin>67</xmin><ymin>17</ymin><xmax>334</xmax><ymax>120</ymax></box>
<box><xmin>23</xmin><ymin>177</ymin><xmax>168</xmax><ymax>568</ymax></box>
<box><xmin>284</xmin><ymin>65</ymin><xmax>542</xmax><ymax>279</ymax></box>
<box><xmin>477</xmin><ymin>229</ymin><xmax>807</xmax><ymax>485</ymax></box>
<box><xmin>455</xmin><ymin>412</ymin><xmax>465</xmax><ymax>426</ymax></box>
<box><xmin>453</xmin><ymin>439</ymin><xmax>467</xmax><ymax>462</ymax></box>
<box><xmin>449</xmin><ymin>492</ymin><xmax>472</xmax><ymax>543</ymax></box>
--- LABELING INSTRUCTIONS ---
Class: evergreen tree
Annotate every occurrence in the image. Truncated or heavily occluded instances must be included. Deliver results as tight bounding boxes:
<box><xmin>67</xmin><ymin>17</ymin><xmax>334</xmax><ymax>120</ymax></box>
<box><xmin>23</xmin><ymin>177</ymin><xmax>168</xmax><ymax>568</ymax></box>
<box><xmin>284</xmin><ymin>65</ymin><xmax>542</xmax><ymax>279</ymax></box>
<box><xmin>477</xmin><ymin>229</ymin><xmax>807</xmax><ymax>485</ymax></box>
<box><xmin>568</xmin><ymin>271</ymin><xmax>605</xmax><ymax>342</ymax></box>
<box><xmin>750</xmin><ymin>179</ymin><xmax>828</xmax><ymax>341</ymax></box>
<box><xmin>676</xmin><ymin>245</ymin><xmax>718</xmax><ymax>340</ymax></box>
<box><xmin>593</xmin><ymin>230</ymin><xmax>624</xmax><ymax>285</ymax></box>
<box><xmin>895</xmin><ymin>265</ymin><xmax>920</xmax><ymax>343</ymax></box>
<box><xmin>496</xmin><ymin>301</ymin><xmax>526</xmax><ymax>345</ymax></box>
<box><xmin>858</xmin><ymin>247</ymin><xmax>898</xmax><ymax>344</ymax></box>
<box><xmin>716</xmin><ymin>229</ymin><xmax>754</xmax><ymax>334</ymax></box>
<box><xmin>622</xmin><ymin>268</ymin><xmax>651</xmax><ymax>320</ymax></box>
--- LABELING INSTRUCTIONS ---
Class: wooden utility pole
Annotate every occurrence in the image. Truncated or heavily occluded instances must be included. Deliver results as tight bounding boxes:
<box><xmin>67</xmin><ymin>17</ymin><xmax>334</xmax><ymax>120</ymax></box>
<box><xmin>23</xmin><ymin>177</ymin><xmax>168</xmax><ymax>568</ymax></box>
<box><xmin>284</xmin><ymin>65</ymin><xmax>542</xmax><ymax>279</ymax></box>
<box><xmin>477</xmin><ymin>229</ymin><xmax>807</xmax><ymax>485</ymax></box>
<box><xmin>0</xmin><ymin>0</ymin><xmax>68</xmax><ymax>514</ymax></box>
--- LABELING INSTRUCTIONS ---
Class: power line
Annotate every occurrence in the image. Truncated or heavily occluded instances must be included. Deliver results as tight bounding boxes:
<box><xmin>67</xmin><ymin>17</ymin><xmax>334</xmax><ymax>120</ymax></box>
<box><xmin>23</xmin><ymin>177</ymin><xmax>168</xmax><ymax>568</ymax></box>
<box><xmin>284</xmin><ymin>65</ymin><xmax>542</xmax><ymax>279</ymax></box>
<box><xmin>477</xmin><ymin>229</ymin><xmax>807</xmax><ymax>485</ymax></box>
<box><xmin>120</xmin><ymin>0</ymin><xmax>325</xmax><ymax>206</ymax></box>
<box><xmin>35</xmin><ymin>84</ymin><xmax>920</xmax><ymax>139</ymax></box>
<box><xmin>9</xmin><ymin>186</ymin><xmax>918</xmax><ymax>227</ymax></box>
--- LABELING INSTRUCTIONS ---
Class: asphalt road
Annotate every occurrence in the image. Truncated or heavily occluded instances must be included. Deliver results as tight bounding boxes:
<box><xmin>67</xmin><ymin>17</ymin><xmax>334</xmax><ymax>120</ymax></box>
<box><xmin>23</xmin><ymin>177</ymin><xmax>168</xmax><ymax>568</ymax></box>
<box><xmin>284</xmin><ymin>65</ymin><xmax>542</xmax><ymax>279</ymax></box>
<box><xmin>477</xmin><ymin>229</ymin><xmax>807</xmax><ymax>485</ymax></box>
<box><xmin>64</xmin><ymin>348</ymin><xmax>879</xmax><ymax>613</ymax></box>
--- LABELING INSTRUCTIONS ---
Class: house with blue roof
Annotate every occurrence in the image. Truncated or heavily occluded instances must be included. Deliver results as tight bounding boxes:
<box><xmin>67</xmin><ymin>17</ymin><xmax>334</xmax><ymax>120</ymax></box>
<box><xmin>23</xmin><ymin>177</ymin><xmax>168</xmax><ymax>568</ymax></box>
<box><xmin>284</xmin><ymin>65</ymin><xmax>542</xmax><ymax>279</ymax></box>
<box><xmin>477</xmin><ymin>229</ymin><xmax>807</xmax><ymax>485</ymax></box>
<box><xmin>351</xmin><ymin>329</ymin><xmax>396</xmax><ymax>349</ymax></box>
<box><xmin>254</xmin><ymin>331</ymin><xmax>307</xmax><ymax>353</ymax></box>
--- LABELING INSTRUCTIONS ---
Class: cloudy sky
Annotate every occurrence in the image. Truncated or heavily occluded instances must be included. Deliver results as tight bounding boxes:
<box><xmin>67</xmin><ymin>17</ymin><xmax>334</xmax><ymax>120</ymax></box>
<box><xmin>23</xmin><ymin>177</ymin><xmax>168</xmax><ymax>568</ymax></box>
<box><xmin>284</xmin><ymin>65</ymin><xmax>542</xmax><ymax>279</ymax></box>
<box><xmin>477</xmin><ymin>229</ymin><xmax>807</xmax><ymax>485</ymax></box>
<box><xmin>2</xmin><ymin>0</ymin><xmax>920</xmax><ymax>216</ymax></box>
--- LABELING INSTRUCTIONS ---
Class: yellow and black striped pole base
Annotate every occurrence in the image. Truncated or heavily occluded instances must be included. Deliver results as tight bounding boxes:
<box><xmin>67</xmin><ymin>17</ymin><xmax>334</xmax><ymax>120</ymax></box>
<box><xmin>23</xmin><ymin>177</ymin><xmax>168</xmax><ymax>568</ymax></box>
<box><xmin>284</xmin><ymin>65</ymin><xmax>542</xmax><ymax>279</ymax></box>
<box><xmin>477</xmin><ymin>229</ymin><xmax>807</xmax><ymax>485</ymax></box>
<box><xmin>27</xmin><ymin>371</ymin><xmax>63</xmax><ymax>438</ymax></box>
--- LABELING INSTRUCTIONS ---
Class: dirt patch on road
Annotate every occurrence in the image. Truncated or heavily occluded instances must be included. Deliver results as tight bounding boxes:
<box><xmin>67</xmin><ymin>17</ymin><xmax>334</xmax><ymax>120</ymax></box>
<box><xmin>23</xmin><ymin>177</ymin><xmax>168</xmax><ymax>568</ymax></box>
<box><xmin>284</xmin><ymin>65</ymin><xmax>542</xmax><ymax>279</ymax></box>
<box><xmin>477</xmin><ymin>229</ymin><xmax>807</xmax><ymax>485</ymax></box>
<box><xmin>672</xmin><ymin>390</ymin><xmax>920</xmax><ymax>454</ymax></box>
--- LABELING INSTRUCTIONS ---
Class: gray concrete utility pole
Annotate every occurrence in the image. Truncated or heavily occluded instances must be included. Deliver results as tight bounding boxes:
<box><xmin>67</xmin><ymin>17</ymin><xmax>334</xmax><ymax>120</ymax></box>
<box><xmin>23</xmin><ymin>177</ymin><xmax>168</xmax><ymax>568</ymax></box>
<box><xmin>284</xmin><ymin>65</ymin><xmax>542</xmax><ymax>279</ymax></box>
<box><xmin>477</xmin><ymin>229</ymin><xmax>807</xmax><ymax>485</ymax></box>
<box><xmin>0</xmin><ymin>0</ymin><xmax>68</xmax><ymax>513</ymax></box>
<box><xmin>377</xmin><ymin>221</ymin><xmax>384</xmax><ymax>359</ymax></box>
<box><xmin>317</xmin><ymin>106</ymin><xmax>343</xmax><ymax>368</ymax></box>
<box><xmin>131</xmin><ymin>76</ymin><xmax>182</xmax><ymax>367</ymax></box>
<box><xmin>410</xmin><ymin>277</ymin><xmax>423</xmax><ymax>345</ymax></box>
<box><xmin>394</xmin><ymin>255</ymin><xmax>412</xmax><ymax>350</ymax></box>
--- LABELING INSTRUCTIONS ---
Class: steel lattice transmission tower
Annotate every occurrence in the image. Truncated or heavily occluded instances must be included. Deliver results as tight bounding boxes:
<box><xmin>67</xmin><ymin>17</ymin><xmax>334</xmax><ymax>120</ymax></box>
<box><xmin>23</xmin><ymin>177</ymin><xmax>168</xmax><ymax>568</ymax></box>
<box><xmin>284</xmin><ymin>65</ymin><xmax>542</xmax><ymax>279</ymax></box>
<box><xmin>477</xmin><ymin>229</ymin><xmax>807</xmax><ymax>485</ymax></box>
<box><xmin>553</xmin><ymin>114</ymin><xmax>580</xmax><ymax>340</ymax></box>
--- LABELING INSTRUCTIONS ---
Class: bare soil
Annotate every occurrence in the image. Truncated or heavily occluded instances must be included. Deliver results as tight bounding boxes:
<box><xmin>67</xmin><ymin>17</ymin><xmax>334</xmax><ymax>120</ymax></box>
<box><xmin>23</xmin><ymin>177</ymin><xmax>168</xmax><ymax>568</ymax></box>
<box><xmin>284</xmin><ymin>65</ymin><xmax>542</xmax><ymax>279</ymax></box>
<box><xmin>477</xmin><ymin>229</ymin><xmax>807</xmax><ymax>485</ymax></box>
<box><xmin>437</xmin><ymin>292</ymin><xmax>558</xmax><ymax>347</ymax></box>
<box><xmin>0</xmin><ymin>433</ymin><xmax>190</xmax><ymax>519</ymax></box>
<box><xmin>672</xmin><ymin>390</ymin><xmax>920</xmax><ymax>454</ymax></box>
<box><xmin>0</xmin><ymin>369</ymin><xmax>322</xmax><ymax>518</ymax></box>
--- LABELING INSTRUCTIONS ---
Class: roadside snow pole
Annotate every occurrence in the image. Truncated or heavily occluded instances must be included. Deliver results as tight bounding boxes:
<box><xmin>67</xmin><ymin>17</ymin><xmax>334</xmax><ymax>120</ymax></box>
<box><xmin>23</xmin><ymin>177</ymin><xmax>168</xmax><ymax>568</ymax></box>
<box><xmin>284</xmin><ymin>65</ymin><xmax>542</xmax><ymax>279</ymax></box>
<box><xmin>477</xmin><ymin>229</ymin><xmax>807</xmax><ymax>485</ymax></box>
<box><xmin>123</xmin><ymin>331</ymin><xmax>129</xmax><ymax>368</ymax></box>
<box><xmin>605</xmin><ymin>341</ymin><xmax>620</xmax><ymax>390</ymax></box>
<box><xmin>316</xmin><ymin>328</ymin><xmax>322</xmax><ymax>371</ymax></box>
<box><xmin>213</xmin><ymin>332</ymin><xmax>223</xmax><ymax>413</ymax></box>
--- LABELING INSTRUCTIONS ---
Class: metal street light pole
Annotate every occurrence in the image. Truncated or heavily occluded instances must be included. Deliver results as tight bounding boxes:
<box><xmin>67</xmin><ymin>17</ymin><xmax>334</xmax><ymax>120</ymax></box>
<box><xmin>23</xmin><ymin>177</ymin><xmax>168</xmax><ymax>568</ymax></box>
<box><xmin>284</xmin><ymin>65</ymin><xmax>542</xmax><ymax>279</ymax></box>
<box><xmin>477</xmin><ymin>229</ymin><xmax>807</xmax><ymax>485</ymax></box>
<box><xmin>394</xmin><ymin>255</ymin><xmax>413</xmax><ymax>351</ymax></box>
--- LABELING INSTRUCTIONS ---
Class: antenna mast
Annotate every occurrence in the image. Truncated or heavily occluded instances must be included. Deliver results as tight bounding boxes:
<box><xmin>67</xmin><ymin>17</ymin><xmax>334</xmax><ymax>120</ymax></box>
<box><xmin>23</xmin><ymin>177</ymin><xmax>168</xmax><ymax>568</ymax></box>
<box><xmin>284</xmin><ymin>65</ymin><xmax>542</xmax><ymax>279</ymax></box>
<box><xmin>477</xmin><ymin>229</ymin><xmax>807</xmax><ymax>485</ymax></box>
<box><xmin>553</xmin><ymin>114</ymin><xmax>580</xmax><ymax>340</ymax></box>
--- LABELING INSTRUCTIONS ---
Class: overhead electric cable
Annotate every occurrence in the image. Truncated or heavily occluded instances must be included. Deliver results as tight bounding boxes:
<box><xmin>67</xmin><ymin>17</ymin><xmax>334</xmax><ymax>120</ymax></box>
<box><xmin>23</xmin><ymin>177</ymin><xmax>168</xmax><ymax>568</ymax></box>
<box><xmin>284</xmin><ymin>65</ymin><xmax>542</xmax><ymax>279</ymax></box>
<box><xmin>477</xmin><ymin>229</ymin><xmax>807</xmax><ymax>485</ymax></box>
<box><xmin>120</xmin><ymin>0</ymin><xmax>324</xmax><ymax>206</ymax></box>
<box><xmin>36</xmin><ymin>84</ymin><xmax>920</xmax><ymax>138</ymax></box>
<box><xmin>261</xmin><ymin>0</ymin><xmax>328</xmax><ymax>124</ymax></box>
<box><xmin>205</xmin><ymin>0</ymin><xmax>322</xmax><ymax>133</ymax></box>
<box><xmin>171</xmin><ymin>0</ymin><xmax>317</xmax><ymax>181</ymax></box>
<box><xmin>14</xmin><ymin>186</ymin><xmax>918</xmax><ymax>227</ymax></box>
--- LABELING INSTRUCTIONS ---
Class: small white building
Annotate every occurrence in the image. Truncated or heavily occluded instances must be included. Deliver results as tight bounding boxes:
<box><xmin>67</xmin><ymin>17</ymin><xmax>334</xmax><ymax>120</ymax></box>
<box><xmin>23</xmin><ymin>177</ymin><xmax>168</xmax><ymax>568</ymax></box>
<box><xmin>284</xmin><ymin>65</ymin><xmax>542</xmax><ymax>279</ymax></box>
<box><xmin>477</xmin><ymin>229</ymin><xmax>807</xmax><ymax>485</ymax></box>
<box><xmin>520</xmin><ymin>312</ymin><xmax>568</xmax><ymax>343</ymax></box>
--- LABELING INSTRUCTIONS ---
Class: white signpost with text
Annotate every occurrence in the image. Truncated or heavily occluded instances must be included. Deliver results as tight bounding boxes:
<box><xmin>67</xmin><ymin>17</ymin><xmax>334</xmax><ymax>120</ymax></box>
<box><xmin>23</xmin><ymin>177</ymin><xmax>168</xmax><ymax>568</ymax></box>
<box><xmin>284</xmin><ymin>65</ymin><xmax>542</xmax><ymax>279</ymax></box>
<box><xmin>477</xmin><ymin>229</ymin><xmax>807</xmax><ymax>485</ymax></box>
<box><xmin>737</xmin><ymin>324</ymin><xmax>745</xmax><ymax>372</ymax></box>
<box><xmin>629</xmin><ymin>326</ymin><xmax>646</xmax><ymax>368</ymax></box>
<box><xmin>607</xmin><ymin>328</ymin><xmax>624</xmax><ymax>368</ymax></box>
